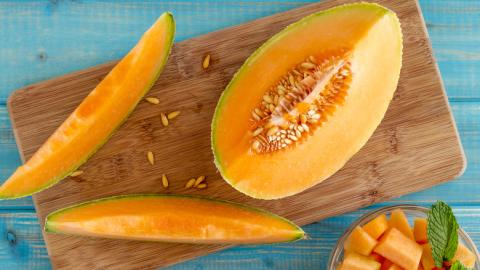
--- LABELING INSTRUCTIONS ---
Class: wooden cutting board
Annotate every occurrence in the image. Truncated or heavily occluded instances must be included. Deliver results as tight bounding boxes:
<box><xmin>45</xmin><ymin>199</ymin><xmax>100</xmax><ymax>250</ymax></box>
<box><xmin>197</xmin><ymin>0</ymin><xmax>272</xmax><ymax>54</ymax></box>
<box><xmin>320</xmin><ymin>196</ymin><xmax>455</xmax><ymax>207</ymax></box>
<box><xmin>7</xmin><ymin>0</ymin><xmax>465</xmax><ymax>269</ymax></box>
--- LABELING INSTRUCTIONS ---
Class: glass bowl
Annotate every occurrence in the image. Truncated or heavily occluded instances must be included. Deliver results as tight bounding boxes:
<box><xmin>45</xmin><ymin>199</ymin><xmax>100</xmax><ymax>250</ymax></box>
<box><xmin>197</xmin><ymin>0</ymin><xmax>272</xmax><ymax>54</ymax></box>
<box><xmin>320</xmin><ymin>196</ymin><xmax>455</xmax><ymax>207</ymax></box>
<box><xmin>328</xmin><ymin>204</ymin><xmax>480</xmax><ymax>269</ymax></box>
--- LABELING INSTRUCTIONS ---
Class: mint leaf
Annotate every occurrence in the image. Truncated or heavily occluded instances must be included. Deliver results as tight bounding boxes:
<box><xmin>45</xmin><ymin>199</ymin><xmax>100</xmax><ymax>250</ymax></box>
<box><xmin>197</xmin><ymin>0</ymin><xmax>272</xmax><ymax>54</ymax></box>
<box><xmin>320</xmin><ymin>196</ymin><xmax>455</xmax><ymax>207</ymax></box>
<box><xmin>450</xmin><ymin>261</ymin><xmax>474</xmax><ymax>270</ymax></box>
<box><xmin>427</xmin><ymin>201</ymin><xmax>459</xmax><ymax>267</ymax></box>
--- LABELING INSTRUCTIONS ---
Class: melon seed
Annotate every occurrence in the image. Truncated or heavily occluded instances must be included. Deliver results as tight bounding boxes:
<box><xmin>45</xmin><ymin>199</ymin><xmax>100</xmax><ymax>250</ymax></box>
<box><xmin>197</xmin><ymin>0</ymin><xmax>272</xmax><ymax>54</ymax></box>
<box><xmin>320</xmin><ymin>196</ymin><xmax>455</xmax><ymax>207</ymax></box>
<box><xmin>167</xmin><ymin>111</ymin><xmax>181</xmax><ymax>120</ymax></box>
<box><xmin>161</xmin><ymin>174</ymin><xmax>169</xmax><ymax>188</ymax></box>
<box><xmin>160</xmin><ymin>113</ymin><xmax>169</xmax><ymax>126</ymax></box>
<box><xmin>70</xmin><ymin>170</ymin><xmax>83</xmax><ymax>177</ymax></box>
<box><xmin>194</xmin><ymin>175</ymin><xmax>206</xmax><ymax>187</ymax></box>
<box><xmin>197</xmin><ymin>183</ymin><xmax>207</xmax><ymax>189</ymax></box>
<box><xmin>147</xmin><ymin>151</ymin><xmax>154</xmax><ymax>165</ymax></box>
<box><xmin>202</xmin><ymin>54</ymin><xmax>211</xmax><ymax>69</ymax></box>
<box><xmin>185</xmin><ymin>178</ymin><xmax>196</xmax><ymax>188</ymax></box>
<box><xmin>145</xmin><ymin>97</ymin><xmax>160</xmax><ymax>104</ymax></box>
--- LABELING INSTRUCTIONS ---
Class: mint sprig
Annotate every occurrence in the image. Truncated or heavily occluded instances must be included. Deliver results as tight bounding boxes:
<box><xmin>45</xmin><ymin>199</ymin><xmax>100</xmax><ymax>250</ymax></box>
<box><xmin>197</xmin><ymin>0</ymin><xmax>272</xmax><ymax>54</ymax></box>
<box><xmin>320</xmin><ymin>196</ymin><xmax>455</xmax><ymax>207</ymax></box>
<box><xmin>450</xmin><ymin>261</ymin><xmax>474</xmax><ymax>270</ymax></box>
<box><xmin>427</xmin><ymin>201</ymin><xmax>459</xmax><ymax>267</ymax></box>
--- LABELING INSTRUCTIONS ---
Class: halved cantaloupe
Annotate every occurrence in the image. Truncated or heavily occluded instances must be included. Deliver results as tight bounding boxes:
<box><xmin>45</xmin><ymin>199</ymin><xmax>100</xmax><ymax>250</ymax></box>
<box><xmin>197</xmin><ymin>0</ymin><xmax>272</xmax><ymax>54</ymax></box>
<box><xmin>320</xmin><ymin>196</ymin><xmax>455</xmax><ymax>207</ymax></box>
<box><xmin>414</xmin><ymin>218</ymin><xmax>428</xmax><ymax>244</ymax></box>
<box><xmin>211</xmin><ymin>3</ymin><xmax>402</xmax><ymax>199</ymax></box>
<box><xmin>389</xmin><ymin>209</ymin><xmax>415</xmax><ymax>240</ymax></box>
<box><xmin>452</xmin><ymin>243</ymin><xmax>476</xmax><ymax>268</ymax></box>
<box><xmin>0</xmin><ymin>13</ymin><xmax>175</xmax><ymax>199</ymax></box>
<box><xmin>374</xmin><ymin>228</ymin><xmax>422</xmax><ymax>270</ymax></box>
<box><xmin>345</xmin><ymin>226</ymin><xmax>378</xmax><ymax>256</ymax></box>
<box><xmin>363</xmin><ymin>214</ymin><xmax>389</xmax><ymax>240</ymax></box>
<box><xmin>342</xmin><ymin>252</ymin><xmax>381</xmax><ymax>270</ymax></box>
<box><xmin>45</xmin><ymin>195</ymin><xmax>305</xmax><ymax>244</ymax></box>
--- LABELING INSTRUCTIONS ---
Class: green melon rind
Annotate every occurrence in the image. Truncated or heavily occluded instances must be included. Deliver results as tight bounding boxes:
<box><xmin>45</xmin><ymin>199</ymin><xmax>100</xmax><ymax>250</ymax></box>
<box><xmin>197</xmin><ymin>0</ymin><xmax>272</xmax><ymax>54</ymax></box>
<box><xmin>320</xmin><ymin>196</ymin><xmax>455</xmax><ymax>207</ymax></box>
<box><xmin>0</xmin><ymin>13</ymin><xmax>175</xmax><ymax>200</ymax></box>
<box><xmin>210</xmin><ymin>3</ymin><xmax>395</xmax><ymax>197</ymax></box>
<box><xmin>45</xmin><ymin>194</ymin><xmax>305</xmax><ymax>243</ymax></box>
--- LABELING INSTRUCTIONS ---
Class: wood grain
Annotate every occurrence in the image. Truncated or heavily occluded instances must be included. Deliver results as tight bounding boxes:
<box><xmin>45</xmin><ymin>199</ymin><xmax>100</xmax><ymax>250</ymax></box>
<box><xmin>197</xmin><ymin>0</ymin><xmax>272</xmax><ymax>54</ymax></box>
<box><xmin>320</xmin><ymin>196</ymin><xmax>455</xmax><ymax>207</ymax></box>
<box><xmin>7</xmin><ymin>0</ymin><xmax>465</xmax><ymax>269</ymax></box>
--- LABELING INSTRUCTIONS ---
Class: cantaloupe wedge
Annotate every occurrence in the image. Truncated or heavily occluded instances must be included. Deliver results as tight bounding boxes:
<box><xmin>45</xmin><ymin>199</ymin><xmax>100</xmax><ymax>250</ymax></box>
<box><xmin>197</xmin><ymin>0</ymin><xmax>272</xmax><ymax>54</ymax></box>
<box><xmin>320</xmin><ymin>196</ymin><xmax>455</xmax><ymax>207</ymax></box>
<box><xmin>389</xmin><ymin>209</ymin><xmax>415</xmax><ymax>240</ymax></box>
<box><xmin>45</xmin><ymin>195</ymin><xmax>305</xmax><ymax>244</ymax></box>
<box><xmin>452</xmin><ymin>243</ymin><xmax>476</xmax><ymax>268</ymax></box>
<box><xmin>345</xmin><ymin>226</ymin><xmax>378</xmax><ymax>256</ymax></box>
<box><xmin>342</xmin><ymin>252</ymin><xmax>381</xmax><ymax>270</ymax></box>
<box><xmin>414</xmin><ymin>218</ymin><xmax>428</xmax><ymax>244</ymax></box>
<box><xmin>363</xmin><ymin>214</ymin><xmax>389</xmax><ymax>239</ymax></box>
<box><xmin>0</xmin><ymin>13</ymin><xmax>175</xmax><ymax>199</ymax></box>
<box><xmin>421</xmin><ymin>243</ymin><xmax>436</xmax><ymax>270</ymax></box>
<box><xmin>374</xmin><ymin>228</ymin><xmax>422</xmax><ymax>270</ymax></box>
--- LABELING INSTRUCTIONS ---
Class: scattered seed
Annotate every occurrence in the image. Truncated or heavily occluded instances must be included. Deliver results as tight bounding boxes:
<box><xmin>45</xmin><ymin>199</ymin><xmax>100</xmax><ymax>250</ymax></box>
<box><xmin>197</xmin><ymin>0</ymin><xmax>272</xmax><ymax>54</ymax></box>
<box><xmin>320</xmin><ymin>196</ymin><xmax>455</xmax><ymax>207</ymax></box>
<box><xmin>145</xmin><ymin>97</ymin><xmax>159</xmax><ymax>104</ymax></box>
<box><xmin>185</xmin><ymin>178</ymin><xmax>196</xmax><ymax>188</ymax></box>
<box><xmin>202</xmin><ymin>54</ymin><xmax>211</xmax><ymax>69</ymax></box>
<box><xmin>147</xmin><ymin>151</ymin><xmax>154</xmax><ymax>165</ymax></box>
<box><xmin>70</xmin><ymin>170</ymin><xmax>83</xmax><ymax>177</ymax></box>
<box><xmin>160</xmin><ymin>113</ymin><xmax>169</xmax><ymax>126</ymax></box>
<box><xmin>162</xmin><ymin>174</ymin><xmax>169</xmax><ymax>188</ymax></box>
<box><xmin>167</xmin><ymin>111</ymin><xmax>181</xmax><ymax>120</ymax></box>
<box><xmin>194</xmin><ymin>175</ymin><xmax>206</xmax><ymax>187</ymax></box>
<box><xmin>197</xmin><ymin>183</ymin><xmax>207</xmax><ymax>189</ymax></box>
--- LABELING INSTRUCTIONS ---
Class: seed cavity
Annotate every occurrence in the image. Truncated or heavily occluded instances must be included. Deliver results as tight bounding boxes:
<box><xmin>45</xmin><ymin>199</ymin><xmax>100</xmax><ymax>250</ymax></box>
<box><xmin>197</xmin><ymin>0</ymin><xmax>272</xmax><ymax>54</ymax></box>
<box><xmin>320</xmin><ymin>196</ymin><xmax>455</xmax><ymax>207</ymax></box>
<box><xmin>145</xmin><ymin>97</ymin><xmax>160</xmax><ymax>104</ymax></box>
<box><xmin>249</xmin><ymin>53</ymin><xmax>352</xmax><ymax>154</ymax></box>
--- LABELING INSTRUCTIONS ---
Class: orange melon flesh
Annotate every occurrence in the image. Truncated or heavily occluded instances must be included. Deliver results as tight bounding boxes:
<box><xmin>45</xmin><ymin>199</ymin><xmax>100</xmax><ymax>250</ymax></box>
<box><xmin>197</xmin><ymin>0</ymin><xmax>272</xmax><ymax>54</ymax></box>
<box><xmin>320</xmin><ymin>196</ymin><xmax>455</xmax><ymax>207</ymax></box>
<box><xmin>363</xmin><ymin>214</ymin><xmax>389</xmax><ymax>239</ymax></box>
<box><xmin>45</xmin><ymin>195</ymin><xmax>305</xmax><ymax>244</ymax></box>
<box><xmin>345</xmin><ymin>226</ymin><xmax>378</xmax><ymax>256</ymax></box>
<box><xmin>452</xmin><ymin>243</ymin><xmax>476</xmax><ymax>268</ymax></box>
<box><xmin>389</xmin><ymin>209</ymin><xmax>415</xmax><ymax>240</ymax></box>
<box><xmin>0</xmin><ymin>13</ymin><xmax>175</xmax><ymax>199</ymax></box>
<box><xmin>211</xmin><ymin>3</ymin><xmax>403</xmax><ymax>199</ymax></box>
<box><xmin>374</xmin><ymin>228</ymin><xmax>422</xmax><ymax>270</ymax></box>
<box><xmin>421</xmin><ymin>243</ymin><xmax>436</xmax><ymax>270</ymax></box>
<box><xmin>342</xmin><ymin>252</ymin><xmax>381</xmax><ymax>270</ymax></box>
<box><xmin>413</xmin><ymin>218</ymin><xmax>428</xmax><ymax>244</ymax></box>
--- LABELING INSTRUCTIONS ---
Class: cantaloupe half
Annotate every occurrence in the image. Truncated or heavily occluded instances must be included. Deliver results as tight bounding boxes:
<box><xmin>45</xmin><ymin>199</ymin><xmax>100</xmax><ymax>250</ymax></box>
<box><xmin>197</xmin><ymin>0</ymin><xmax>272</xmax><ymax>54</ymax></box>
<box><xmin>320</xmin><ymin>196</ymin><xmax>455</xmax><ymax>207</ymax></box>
<box><xmin>0</xmin><ymin>13</ymin><xmax>175</xmax><ymax>199</ymax></box>
<box><xmin>45</xmin><ymin>195</ymin><xmax>305</xmax><ymax>244</ymax></box>
<box><xmin>211</xmin><ymin>3</ymin><xmax>402</xmax><ymax>199</ymax></box>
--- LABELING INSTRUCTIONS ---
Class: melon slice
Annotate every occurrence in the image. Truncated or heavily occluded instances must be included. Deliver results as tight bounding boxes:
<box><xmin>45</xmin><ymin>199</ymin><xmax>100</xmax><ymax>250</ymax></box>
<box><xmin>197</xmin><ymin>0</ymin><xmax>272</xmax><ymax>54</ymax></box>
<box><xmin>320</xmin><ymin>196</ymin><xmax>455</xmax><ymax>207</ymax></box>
<box><xmin>345</xmin><ymin>226</ymin><xmax>378</xmax><ymax>256</ymax></box>
<box><xmin>45</xmin><ymin>195</ymin><xmax>305</xmax><ymax>244</ymax></box>
<box><xmin>413</xmin><ymin>218</ymin><xmax>428</xmax><ymax>244</ymax></box>
<box><xmin>342</xmin><ymin>252</ymin><xmax>381</xmax><ymax>270</ymax></box>
<box><xmin>363</xmin><ymin>214</ymin><xmax>389</xmax><ymax>239</ymax></box>
<box><xmin>211</xmin><ymin>3</ymin><xmax>403</xmax><ymax>199</ymax></box>
<box><xmin>374</xmin><ymin>228</ymin><xmax>422</xmax><ymax>270</ymax></box>
<box><xmin>452</xmin><ymin>243</ymin><xmax>476</xmax><ymax>268</ymax></box>
<box><xmin>389</xmin><ymin>209</ymin><xmax>415</xmax><ymax>240</ymax></box>
<box><xmin>0</xmin><ymin>13</ymin><xmax>175</xmax><ymax>199</ymax></box>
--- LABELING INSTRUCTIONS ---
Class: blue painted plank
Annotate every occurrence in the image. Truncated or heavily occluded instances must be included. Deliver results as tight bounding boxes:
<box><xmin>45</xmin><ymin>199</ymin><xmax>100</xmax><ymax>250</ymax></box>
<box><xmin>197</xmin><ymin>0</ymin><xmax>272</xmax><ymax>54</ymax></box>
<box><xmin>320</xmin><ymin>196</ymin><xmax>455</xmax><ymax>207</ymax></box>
<box><xmin>0</xmin><ymin>0</ymin><xmax>478</xmax><ymax>104</ymax></box>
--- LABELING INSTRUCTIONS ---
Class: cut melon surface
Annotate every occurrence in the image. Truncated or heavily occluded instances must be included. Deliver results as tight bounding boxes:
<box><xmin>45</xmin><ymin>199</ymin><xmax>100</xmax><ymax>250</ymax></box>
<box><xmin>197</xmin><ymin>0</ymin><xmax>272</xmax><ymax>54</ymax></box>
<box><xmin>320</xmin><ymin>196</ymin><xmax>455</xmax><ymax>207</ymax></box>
<box><xmin>342</xmin><ymin>252</ymin><xmax>381</xmax><ymax>270</ymax></box>
<box><xmin>211</xmin><ymin>3</ymin><xmax>403</xmax><ymax>199</ymax></box>
<box><xmin>374</xmin><ymin>228</ymin><xmax>422</xmax><ymax>270</ymax></box>
<box><xmin>0</xmin><ymin>13</ymin><xmax>175</xmax><ymax>199</ymax></box>
<box><xmin>414</xmin><ymin>218</ymin><xmax>428</xmax><ymax>244</ymax></box>
<box><xmin>345</xmin><ymin>226</ymin><xmax>378</xmax><ymax>256</ymax></box>
<box><xmin>452</xmin><ymin>243</ymin><xmax>476</xmax><ymax>268</ymax></box>
<box><xmin>389</xmin><ymin>209</ymin><xmax>415</xmax><ymax>240</ymax></box>
<box><xmin>421</xmin><ymin>243</ymin><xmax>436</xmax><ymax>270</ymax></box>
<box><xmin>45</xmin><ymin>195</ymin><xmax>305</xmax><ymax>244</ymax></box>
<box><xmin>363</xmin><ymin>214</ymin><xmax>389</xmax><ymax>240</ymax></box>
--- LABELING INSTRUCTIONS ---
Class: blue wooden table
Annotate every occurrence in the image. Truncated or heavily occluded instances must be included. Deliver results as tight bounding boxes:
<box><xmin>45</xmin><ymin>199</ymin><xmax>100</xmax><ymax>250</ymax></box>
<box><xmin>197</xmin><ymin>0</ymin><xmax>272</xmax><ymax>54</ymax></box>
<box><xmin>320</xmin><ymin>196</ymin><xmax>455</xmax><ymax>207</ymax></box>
<box><xmin>0</xmin><ymin>1</ymin><xmax>478</xmax><ymax>269</ymax></box>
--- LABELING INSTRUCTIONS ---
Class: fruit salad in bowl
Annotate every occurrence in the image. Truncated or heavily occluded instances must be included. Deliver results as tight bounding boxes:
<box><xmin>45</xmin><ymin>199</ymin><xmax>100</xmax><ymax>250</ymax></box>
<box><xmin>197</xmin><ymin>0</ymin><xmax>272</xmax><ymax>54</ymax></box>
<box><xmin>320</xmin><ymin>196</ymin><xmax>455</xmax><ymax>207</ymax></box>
<box><xmin>329</xmin><ymin>202</ymin><xmax>479</xmax><ymax>270</ymax></box>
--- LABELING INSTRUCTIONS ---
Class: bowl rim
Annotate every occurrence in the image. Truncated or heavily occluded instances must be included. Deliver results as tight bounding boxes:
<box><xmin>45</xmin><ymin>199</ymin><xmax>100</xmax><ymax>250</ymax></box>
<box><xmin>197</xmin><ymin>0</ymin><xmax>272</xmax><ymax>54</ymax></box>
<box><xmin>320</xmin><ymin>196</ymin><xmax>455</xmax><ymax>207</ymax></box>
<box><xmin>327</xmin><ymin>204</ymin><xmax>480</xmax><ymax>269</ymax></box>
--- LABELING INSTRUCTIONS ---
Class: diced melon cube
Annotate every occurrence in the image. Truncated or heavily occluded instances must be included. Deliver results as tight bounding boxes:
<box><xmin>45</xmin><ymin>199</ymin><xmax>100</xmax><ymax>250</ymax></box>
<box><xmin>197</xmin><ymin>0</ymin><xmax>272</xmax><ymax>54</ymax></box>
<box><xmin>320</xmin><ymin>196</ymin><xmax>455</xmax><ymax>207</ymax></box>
<box><xmin>370</xmin><ymin>252</ymin><xmax>385</xmax><ymax>263</ymax></box>
<box><xmin>387</xmin><ymin>265</ymin><xmax>403</xmax><ymax>270</ymax></box>
<box><xmin>414</xmin><ymin>218</ymin><xmax>428</xmax><ymax>244</ymax></box>
<box><xmin>363</xmin><ymin>214</ymin><xmax>389</xmax><ymax>239</ymax></box>
<box><xmin>381</xmin><ymin>260</ymin><xmax>393</xmax><ymax>270</ymax></box>
<box><xmin>452</xmin><ymin>243</ymin><xmax>476</xmax><ymax>268</ymax></box>
<box><xmin>342</xmin><ymin>252</ymin><xmax>381</xmax><ymax>270</ymax></box>
<box><xmin>389</xmin><ymin>209</ymin><xmax>415</xmax><ymax>240</ymax></box>
<box><xmin>421</xmin><ymin>243</ymin><xmax>436</xmax><ymax>270</ymax></box>
<box><xmin>374</xmin><ymin>228</ymin><xmax>422</xmax><ymax>270</ymax></box>
<box><xmin>345</xmin><ymin>226</ymin><xmax>378</xmax><ymax>256</ymax></box>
